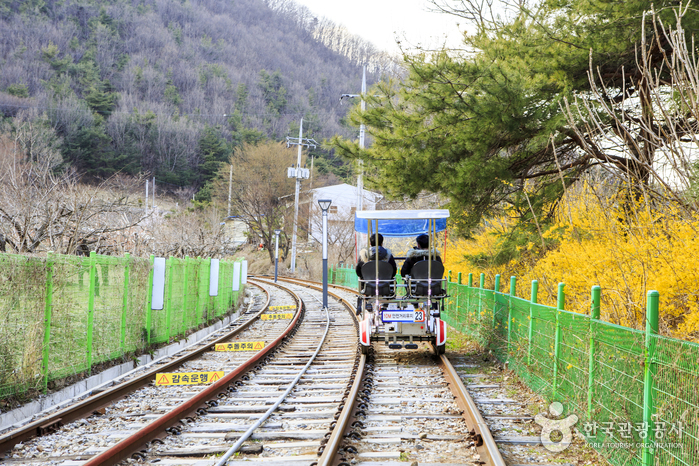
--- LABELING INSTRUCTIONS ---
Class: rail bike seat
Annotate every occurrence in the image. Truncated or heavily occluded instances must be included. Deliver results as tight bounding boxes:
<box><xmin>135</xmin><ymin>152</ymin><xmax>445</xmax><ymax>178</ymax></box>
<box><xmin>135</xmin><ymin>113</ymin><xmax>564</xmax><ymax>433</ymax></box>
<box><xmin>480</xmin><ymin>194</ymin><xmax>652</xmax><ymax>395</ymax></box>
<box><xmin>408</xmin><ymin>260</ymin><xmax>445</xmax><ymax>297</ymax></box>
<box><xmin>360</xmin><ymin>261</ymin><xmax>396</xmax><ymax>297</ymax></box>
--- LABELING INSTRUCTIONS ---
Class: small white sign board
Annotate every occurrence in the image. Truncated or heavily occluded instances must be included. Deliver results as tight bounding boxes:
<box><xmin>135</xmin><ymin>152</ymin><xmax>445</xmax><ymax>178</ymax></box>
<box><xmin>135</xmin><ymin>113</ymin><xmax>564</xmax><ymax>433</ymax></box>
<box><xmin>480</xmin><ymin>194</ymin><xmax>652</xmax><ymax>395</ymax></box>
<box><xmin>241</xmin><ymin>260</ymin><xmax>248</xmax><ymax>284</ymax></box>
<box><xmin>232</xmin><ymin>262</ymin><xmax>241</xmax><ymax>291</ymax></box>
<box><xmin>209</xmin><ymin>259</ymin><xmax>220</xmax><ymax>296</ymax></box>
<box><xmin>151</xmin><ymin>257</ymin><xmax>166</xmax><ymax>310</ymax></box>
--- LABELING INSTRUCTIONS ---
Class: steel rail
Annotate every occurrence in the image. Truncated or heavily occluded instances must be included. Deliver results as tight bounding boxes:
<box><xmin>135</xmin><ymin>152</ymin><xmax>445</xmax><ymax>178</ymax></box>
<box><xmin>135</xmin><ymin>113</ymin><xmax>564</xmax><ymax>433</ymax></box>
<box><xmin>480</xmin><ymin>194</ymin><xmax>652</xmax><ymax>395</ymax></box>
<box><xmin>272</xmin><ymin>276</ymin><xmax>367</xmax><ymax>466</ymax></box>
<box><xmin>81</xmin><ymin>279</ymin><xmax>303</xmax><ymax>465</ymax></box>
<box><xmin>282</xmin><ymin>276</ymin><xmax>505</xmax><ymax>466</ymax></box>
<box><xmin>440</xmin><ymin>354</ymin><xmax>507</xmax><ymax>466</ymax></box>
<box><xmin>0</xmin><ymin>282</ymin><xmax>272</xmax><ymax>456</ymax></box>
<box><xmin>81</xmin><ymin>279</ymin><xmax>304</xmax><ymax>466</ymax></box>
<box><xmin>214</xmin><ymin>295</ymin><xmax>330</xmax><ymax>465</ymax></box>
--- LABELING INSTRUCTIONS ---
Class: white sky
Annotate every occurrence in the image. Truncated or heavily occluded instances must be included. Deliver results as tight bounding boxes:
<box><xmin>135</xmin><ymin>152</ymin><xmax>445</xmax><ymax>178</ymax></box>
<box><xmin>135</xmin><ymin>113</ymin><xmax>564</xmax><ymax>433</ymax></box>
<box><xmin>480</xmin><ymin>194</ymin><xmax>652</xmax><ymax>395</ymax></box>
<box><xmin>293</xmin><ymin>0</ymin><xmax>466</xmax><ymax>55</ymax></box>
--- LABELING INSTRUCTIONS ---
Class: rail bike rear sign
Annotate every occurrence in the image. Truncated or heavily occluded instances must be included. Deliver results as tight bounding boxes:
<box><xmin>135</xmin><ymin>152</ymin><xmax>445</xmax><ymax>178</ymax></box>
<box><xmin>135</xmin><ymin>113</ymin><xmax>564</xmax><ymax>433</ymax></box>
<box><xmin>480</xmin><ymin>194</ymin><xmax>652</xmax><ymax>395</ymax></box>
<box><xmin>261</xmin><ymin>313</ymin><xmax>293</xmax><ymax>320</ymax></box>
<box><xmin>155</xmin><ymin>371</ymin><xmax>224</xmax><ymax>386</ymax></box>
<box><xmin>214</xmin><ymin>342</ymin><xmax>265</xmax><ymax>351</ymax></box>
<box><xmin>381</xmin><ymin>310</ymin><xmax>426</xmax><ymax>323</ymax></box>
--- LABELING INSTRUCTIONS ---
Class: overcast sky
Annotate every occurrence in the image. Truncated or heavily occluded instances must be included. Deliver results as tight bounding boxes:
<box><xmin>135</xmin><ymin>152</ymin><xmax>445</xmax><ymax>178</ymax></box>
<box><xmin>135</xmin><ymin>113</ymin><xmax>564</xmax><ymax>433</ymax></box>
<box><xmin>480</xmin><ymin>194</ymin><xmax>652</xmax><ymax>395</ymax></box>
<box><xmin>292</xmin><ymin>0</ymin><xmax>466</xmax><ymax>55</ymax></box>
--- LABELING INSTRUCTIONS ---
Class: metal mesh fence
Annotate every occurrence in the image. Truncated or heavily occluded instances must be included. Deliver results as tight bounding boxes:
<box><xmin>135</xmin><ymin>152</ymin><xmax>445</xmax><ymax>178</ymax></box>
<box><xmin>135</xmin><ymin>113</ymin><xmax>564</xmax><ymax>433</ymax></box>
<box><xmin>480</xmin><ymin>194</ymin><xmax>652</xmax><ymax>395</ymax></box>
<box><xmin>442</xmin><ymin>274</ymin><xmax>699</xmax><ymax>466</ymax></box>
<box><xmin>331</xmin><ymin>265</ymin><xmax>359</xmax><ymax>289</ymax></box>
<box><xmin>0</xmin><ymin>254</ymin><xmax>47</xmax><ymax>397</ymax></box>
<box><xmin>0</xmin><ymin>252</ymin><xmax>243</xmax><ymax>399</ymax></box>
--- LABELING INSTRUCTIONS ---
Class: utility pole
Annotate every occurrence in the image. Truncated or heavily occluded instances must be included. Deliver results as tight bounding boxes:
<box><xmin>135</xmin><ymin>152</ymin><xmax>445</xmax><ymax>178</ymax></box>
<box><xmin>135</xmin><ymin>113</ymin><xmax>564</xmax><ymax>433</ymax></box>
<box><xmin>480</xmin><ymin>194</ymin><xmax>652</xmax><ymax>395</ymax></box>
<box><xmin>341</xmin><ymin>65</ymin><xmax>367</xmax><ymax>211</ymax></box>
<box><xmin>227</xmin><ymin>164</ymin><xmax>233</xmax><ymax>217</ymax></box>
<box><xmin>152</xmin><ymin>177</ymin><xmax>156</xmax><ymax>211</ymax></box>
<box><xmin>145</xmin><ymin>180</ymin><xmax>149</xmax><ymax>215</ymax></box>
<box><xmin>286</xmin><ymin>119</ymin><xmax>317</xmax><ymax>273</ymax></box>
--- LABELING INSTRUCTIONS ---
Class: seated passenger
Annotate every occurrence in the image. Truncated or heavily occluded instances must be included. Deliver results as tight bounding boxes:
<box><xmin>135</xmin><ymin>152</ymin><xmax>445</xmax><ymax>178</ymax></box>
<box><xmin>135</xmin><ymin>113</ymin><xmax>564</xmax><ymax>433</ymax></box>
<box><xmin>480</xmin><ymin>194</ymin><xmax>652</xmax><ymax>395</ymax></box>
<box><xmin>356</xmin><ymin>233</ymin><xmax>397</xmax><ymax>279</ymax></box>
<box><xmin>401</xmin><ymin>234</ymin><xmax>442</xmax><ymax>278</ymax></box>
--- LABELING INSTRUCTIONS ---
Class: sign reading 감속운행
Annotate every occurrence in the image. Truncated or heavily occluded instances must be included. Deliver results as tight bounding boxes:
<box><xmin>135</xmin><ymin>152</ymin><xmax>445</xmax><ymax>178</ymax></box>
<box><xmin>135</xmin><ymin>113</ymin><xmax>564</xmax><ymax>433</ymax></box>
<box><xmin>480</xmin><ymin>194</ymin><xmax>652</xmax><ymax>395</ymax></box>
<box><xmin>215</xmin><ymin>342</ymin><xmax>264</xmax><ymax>351</ymax></box>
<box><xmin>261</xmin><ymin>313</ymin><xmax>293</xmax><ymax>320</ymax></box>
<box><xmin>268</xmin><ymin>305</ymin><xmax>297</xmax><ymax>310</ymax></box>
<box><xmin>155</xmin><ymin>371</ymin><xmax>224</xmax><ymax>386</ymax></box>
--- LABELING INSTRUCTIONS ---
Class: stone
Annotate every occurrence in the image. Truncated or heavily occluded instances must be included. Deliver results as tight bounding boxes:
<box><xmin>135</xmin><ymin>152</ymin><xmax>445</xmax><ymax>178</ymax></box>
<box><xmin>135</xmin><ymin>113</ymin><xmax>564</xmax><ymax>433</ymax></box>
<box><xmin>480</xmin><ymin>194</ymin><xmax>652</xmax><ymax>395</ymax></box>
<box><xmin>240</xmin><ymin>444</ymin><xmax>264</xmax><ymax>454</ymax></box>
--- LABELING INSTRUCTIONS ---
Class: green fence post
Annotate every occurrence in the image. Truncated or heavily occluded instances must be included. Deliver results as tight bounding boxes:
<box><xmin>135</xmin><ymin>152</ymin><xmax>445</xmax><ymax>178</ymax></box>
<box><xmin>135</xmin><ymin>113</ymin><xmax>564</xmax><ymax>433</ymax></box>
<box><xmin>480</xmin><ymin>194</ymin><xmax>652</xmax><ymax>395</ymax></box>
<box><xmin>527</xmin><ymin>280</ymin><xmax>538</xmax><ymax>366</ymax></box>
<box><xmin>478</xmin><ymin>273</ymin><xmax>485</xmax><ymax>321</ymax></box>
<box><xmin>493</xmin><ymin>274</ymin><xmax>501</xmax><ymax>329</ymax></box>
<box><xmin>552</xmin><ymin>282</ymin><xmax>565</xmax><ymax>399</ymax></box>
<box><xmin>507</xmin><ymin>276</ymin><xmax>516</xmax><ymax>362</ymax></box>
<box><xmin>588</xmin><ymin>285</ymin><xmax>601</xmax><ymax>420</ymax></box>
<box><xmin>642</xmin><ymin>290</ymin><xmax>659</xmax><ymax>466</ymax></box>
<box><xmin>448</xmin><ymin>270</ymin><xmax>452</xmax><ymax>282</ymax></box>
<box><xmin>42</xmin><ymin>252</ymin><xmax>55</xmax><ymax>393</ymax></box>
<box><xmin>145</xmin><ymin>255</ymin><xmax>154</xmax><ymax>344</ymax></box>
<box><xmin>457</xmin><ymin>272</ymin><xmax>462</xmax><ymax>284</ymax></box>
<box><xmin>86</xmin><ymin>251</ymin><xmax>97</xmax><ymax>373</ymax></box>
<box><xmin>120</xmin><ymin>253</ymin><xmax>130</xmax><ymax>354</ymax></box>
<box><xmin>201</xmin><ymin>257</ymin><xmax>211</xmax><ymax>323</ymax></box>
<box><xmin>467</xmin><ymin>273</ymin><xmax>473</xmax><ymax>322</ymax></box>
<box><xmin>182</xmin><ymin>256</ymin><xmax>190</xmax><ymax>334</ymax></box>
<box><xmin>165</xmin><ymin>257</ymin><xmax>174</xmax><ymax>341</ymax></box>
<box><xmin>195</xmin><ymin>257</ymin><xmax>204</xmax><ymax>326</ymax></box>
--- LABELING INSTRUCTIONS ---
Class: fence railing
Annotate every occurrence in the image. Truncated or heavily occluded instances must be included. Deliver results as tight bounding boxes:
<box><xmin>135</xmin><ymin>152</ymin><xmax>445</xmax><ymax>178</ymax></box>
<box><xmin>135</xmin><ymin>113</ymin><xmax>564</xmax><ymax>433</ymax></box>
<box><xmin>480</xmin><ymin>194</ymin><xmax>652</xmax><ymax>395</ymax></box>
<box><xmin>443</xmin><ymin>271</ymin><xmax>698</xmax><ymax>466</ymax></box>
<box><xmin>0</xmin><ymin>252</ymin><xmax>245</xmax><ymax>399</ymax></box>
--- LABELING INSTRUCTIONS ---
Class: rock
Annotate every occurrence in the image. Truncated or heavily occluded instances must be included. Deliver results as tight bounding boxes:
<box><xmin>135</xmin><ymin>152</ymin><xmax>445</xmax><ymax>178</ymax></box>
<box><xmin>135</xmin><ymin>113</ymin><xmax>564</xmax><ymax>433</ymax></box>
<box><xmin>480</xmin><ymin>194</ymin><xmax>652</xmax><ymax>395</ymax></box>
<box><xmin>240</xmin><ymin>444</ymin><xmax>263</xmax><ymax>454</ymax></box>
<box><xmin>419</xmin><ymin>433</ymin><xmax>427</xmax><ymax>439</ymax></box>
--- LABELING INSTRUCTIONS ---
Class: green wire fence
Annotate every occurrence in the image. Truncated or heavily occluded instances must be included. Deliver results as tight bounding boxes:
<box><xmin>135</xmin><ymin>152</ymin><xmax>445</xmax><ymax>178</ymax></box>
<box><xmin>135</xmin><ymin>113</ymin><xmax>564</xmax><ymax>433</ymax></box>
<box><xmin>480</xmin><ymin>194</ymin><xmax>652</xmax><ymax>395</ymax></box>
<box><xmin>0</xmin><ymin>252</ymin><xmax>244</xmax><ymax>400</ymax></box>
<box><xmin>441</xmin><ymin>271</ymin><xmax>697</xmax><ymax>466</ymax></box>
<box><xmin>330</xmin><ymin>264</ymin><xmax>697</xmax><ymax>465</ymax></box>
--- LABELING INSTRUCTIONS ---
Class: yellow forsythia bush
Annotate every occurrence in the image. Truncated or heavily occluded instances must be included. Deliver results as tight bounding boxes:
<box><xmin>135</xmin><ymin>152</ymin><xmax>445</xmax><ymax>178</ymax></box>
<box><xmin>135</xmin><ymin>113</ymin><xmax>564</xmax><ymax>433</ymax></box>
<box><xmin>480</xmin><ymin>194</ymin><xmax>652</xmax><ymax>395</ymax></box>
<box><xmin>445</xmin><ymin>184</ymin><xmax>699</xmax><ymax>339</ymax></box>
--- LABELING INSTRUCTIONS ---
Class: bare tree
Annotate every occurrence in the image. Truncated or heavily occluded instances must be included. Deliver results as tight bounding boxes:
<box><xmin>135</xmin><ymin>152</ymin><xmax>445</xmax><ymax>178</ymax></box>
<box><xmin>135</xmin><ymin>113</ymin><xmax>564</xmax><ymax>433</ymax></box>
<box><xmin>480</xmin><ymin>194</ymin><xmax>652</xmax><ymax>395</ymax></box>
<box><xmin>215</xmin><ymin>142</ymin><xmax>298</xmax><ymax>263</ymax></box>
<box><xmin>562</xmin><ymin>6</ymin><xmax>699</xmax><ymax>210</ymax></box>
<box><xmin>0</xmin><ymin>123</ymin><xmax>147</xmax><ymax>254</ymax></box>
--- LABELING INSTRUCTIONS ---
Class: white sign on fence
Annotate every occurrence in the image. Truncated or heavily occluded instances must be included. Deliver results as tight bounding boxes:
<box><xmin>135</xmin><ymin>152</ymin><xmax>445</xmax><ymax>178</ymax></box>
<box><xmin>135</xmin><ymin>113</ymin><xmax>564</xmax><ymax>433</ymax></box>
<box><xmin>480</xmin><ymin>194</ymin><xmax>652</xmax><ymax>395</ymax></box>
<box><xmin>151</xmin><ymin>257</ymin><xmax>166</xmax><ymax>310</ymax></box>
<box><xmin>241</xmin><ymin>260</ymin><xmax>248</xmax><ymax>284</ymax></box>
<box><xmin>232</xmin><ymin>262</ymin><xmax>241</xmax><ymax>291</ymax></box>
<box><xmin>209</xmin><ymin>259</ymin><xmax>220</xmax><ymax>296</ymax></box>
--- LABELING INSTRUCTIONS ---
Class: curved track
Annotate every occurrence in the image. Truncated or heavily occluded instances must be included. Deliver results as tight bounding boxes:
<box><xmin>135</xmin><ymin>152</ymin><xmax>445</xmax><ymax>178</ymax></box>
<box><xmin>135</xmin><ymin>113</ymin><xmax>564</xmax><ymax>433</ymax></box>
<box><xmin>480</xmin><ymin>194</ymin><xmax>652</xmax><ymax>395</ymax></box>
<box><xmin>1</xmin><ymin>276</ymin><xmax>520</xmax><ymax>466</ymax></box>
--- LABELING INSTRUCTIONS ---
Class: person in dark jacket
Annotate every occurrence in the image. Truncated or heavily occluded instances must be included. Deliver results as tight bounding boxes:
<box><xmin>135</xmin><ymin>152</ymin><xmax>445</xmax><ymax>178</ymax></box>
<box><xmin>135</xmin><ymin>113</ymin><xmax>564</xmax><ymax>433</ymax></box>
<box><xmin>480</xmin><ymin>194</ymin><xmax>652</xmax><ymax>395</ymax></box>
<box><xmin>401</xmin><ymin>233</ymin><xmax>442</xmax><ymax>278</ymax></box>
<box><xmin>356</xmin><ymin>233</ymin><xmax>397</xmax><ymax>279</ymax></box>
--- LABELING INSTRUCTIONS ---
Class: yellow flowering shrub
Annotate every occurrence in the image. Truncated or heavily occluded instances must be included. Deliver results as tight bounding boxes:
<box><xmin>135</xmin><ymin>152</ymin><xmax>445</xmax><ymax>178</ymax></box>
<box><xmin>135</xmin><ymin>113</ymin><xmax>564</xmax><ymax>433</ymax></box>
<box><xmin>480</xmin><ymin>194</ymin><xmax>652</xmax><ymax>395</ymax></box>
<box><xmin>445</xmin><ymin>184</ymin><xmax>699</xmax><ymax>339</ymax></box>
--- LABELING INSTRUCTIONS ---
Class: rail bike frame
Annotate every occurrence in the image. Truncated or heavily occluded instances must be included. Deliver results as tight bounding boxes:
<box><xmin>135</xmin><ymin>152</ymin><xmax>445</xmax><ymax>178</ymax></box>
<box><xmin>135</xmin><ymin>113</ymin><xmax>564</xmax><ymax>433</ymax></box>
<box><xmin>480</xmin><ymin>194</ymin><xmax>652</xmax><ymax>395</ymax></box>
<box><xmin>355</xmin><ymin>209</ymin><xmax>450</xmax><ymax>355</ymax></box>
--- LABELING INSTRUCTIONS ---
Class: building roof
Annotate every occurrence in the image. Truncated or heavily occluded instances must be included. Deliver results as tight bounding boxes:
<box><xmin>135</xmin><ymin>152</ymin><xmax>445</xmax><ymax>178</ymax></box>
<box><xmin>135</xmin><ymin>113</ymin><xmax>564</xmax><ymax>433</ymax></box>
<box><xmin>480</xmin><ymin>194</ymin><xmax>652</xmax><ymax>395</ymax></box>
<box><xmin>310</xmin><ymin>183</ymin><xmax>381</xmax><ymax>205</ymax></box>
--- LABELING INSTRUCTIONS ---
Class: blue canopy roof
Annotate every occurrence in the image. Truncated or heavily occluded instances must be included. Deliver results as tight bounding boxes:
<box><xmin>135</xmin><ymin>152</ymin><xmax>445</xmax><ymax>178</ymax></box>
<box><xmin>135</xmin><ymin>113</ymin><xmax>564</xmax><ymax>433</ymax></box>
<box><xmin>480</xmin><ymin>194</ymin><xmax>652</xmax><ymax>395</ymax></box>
<box><xmin>354</xmin><ymin>210</ymin><xmax>449</xmax><ymax>237</ymax></box>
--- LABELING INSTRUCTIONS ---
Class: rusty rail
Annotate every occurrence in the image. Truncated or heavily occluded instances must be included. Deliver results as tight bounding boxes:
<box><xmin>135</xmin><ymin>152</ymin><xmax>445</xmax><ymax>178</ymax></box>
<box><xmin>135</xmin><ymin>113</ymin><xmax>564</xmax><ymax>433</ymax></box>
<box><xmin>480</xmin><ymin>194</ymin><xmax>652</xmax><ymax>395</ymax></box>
<box><xmin>82</xmin><ymin>279</ymin><xmax>304</xmax><ymax>465</ymax></box>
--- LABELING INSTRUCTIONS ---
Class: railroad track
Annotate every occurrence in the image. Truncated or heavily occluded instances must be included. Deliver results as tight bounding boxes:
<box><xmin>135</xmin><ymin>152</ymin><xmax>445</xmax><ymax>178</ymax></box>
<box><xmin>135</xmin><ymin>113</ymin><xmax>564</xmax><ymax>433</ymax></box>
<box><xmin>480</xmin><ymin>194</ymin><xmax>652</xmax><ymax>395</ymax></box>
<box><xmin>1</xmin><ymin>276</ymin><xmax>573</xmax><ymax>466</ymax></box>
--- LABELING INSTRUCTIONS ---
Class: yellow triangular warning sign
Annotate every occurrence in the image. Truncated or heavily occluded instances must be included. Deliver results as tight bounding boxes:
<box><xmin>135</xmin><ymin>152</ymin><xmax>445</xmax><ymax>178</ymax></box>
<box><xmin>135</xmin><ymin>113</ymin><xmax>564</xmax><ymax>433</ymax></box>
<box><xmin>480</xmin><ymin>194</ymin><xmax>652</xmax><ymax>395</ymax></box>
<box><xmin>157</xmin><ymin>374</ymin><xmax>170</xmax><ymax>385</ymax></box>
<box><xmin>215</xmin><ymin>344</ymin><xmax>225</xmax><ymax>351</ymax></box>
<box><xmin>210</xmin><ymin>372</ymin><xmax>220</xmax><ymax>382</ymax></box>
<box><xmin>254</xmin><ymin>342</ymin><xmax>263</xmax><ymax>349</ymax></box>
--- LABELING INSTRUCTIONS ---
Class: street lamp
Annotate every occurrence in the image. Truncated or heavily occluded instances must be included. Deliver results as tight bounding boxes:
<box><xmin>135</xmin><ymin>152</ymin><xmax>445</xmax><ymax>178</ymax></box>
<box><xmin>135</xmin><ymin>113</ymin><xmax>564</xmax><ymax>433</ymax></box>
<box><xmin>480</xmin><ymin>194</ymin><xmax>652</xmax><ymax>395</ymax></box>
<box><xmin>274</xmin><ymin>229</ymin><xmax>281</xmax><ymax>283</ymax></box>
<box><xmin>318</xmin><ymin>199</ymin><xmax>332</xmax><ymax>309</ymax></box>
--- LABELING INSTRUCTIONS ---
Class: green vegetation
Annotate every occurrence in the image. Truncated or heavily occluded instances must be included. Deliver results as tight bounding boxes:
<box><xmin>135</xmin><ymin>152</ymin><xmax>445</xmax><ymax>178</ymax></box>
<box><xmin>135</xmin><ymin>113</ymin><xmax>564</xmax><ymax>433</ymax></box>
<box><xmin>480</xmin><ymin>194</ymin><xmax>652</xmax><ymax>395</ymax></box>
<box><xmin>0</xmin><ymin>0</ymin><xmax>383</xmax><ymax>190</ymax></box>
<box><xmin>333</xmin><ymin>0</ymin><xmax>699</xmax><ymax>237</ymax></box>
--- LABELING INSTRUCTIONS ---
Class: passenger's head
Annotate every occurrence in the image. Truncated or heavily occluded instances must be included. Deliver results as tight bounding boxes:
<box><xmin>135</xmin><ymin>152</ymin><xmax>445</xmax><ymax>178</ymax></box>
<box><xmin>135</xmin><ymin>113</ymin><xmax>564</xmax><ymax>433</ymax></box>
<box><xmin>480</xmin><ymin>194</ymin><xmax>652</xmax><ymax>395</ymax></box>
<box><xmin>369</xmin><ymin>233</ymin><xmax>384</xmax><ymax>247</ymax></box>
<box><xmin>416</xmin><ymin>234</ymin><xmax>429</xmax><ymax>249</ymax></box>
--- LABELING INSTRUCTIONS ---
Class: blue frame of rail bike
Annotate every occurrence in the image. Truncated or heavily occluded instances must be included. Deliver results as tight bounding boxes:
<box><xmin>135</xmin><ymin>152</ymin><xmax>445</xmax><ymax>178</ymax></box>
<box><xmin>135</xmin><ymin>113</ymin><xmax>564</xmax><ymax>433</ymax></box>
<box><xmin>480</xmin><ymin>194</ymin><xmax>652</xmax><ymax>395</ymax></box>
<box><xmin>355</xmin><ymin>210</ymin><xmax>449</xmax><ymax>354</ymax></box>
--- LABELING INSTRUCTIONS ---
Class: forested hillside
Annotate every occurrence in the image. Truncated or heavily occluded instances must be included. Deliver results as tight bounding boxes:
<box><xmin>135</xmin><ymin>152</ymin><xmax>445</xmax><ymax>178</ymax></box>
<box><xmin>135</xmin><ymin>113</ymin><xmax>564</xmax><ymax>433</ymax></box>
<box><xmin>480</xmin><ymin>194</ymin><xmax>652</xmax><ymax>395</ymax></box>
<box><xmin>0</xmin><ymin>0</ymin><xmax>393</xmax><ymax>191</ymax></box>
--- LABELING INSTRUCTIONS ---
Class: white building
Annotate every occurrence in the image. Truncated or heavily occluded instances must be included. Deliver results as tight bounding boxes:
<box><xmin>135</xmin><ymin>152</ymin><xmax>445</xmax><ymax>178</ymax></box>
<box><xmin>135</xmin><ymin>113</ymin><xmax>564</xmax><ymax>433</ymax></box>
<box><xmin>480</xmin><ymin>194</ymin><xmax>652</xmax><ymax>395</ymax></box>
<box><xmin>222</xmin><ymin>216</ymin><xmax>249</xmax><ymax>246</ymax></box>
<box><xmin>308</xmin><ymin>183</ymin><xmax>382</xmax><ymax>243</ymax></box>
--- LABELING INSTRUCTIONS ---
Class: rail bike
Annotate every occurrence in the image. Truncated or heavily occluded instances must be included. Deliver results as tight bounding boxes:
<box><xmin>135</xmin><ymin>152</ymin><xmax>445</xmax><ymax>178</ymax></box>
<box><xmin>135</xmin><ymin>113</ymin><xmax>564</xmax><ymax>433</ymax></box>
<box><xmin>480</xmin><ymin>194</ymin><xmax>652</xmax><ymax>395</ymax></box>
<box><xmin>355</xmin><ymin>209</ymin><xmax>449</xmax><ymax>355</ymax></box>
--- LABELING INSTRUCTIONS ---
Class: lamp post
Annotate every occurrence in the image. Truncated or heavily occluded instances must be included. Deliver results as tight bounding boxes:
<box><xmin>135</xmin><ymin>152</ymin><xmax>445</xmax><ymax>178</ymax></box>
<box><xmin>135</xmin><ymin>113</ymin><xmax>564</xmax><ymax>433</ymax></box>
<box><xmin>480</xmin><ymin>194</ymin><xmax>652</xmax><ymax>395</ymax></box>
<box><xmin>318</xmin><ymin>199</ymin><xmax>332</xmax><ymax>309</ymax></box>
<box><xmin>274</xmin><ymin>229</ymin><xmax>281</xmax><ymax>283</ymax></box>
